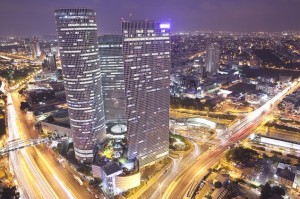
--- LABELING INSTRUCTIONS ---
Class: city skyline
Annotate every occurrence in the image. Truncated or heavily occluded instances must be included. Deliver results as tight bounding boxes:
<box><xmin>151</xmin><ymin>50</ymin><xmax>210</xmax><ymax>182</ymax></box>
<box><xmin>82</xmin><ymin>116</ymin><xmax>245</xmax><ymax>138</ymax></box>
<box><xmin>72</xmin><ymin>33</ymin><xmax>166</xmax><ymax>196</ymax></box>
<box><xmin>1</xmin><ymin>0</ymin><xmax>300</xmax><ymax>36</ymax></box>
<box><xmin>1</xmin><ymin>2</ymin><xmax>300</xmax><ymax>199</ymax></box>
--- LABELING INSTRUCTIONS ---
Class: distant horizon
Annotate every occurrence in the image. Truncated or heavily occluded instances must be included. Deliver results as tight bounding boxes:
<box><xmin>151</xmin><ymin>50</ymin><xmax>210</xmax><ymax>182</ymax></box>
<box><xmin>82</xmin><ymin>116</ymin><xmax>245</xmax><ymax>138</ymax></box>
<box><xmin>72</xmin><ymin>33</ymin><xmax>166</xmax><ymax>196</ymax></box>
<box><xmin>1</xmin><ymin>0</ymin><xmax>300</xmax><ymax>36</ymax></box>
<box><xmin>1</xmin><ymin>29</ymin><xmax>300</xmax><ymax>38</ymax></box>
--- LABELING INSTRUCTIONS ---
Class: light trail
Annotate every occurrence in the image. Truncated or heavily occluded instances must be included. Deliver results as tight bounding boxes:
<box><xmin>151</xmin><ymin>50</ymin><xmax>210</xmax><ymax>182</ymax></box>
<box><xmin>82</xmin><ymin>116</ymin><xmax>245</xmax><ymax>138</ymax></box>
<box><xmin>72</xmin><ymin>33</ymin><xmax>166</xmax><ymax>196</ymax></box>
<box><xmin>34</xmin><ymin>147</ymin><xmax>76</xmax><ymax>199</ymax></box>
<box><xmin>5</xmin><ymin>82</ymin><xmax>58</xmax><ymax>199</ymax></box>
<box><xmin>164</xmin><ymin>81</ymin><xmax>300</xmax><ymax>199</ymax></box>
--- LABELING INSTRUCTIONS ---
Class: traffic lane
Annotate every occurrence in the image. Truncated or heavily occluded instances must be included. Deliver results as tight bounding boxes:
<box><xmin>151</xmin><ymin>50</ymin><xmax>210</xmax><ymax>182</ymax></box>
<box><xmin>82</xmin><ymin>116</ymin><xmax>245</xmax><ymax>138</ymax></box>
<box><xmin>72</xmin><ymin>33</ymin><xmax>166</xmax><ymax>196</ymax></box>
<box><xmin>166</xmin><ymin>117</ymin><xmax>261</xmax><ymax>198</ymax></box>
<box><xmin>10</xmin><ymin>151</ymin><xmax>42</xmax><ymax>199</ymax></box>
<box><xmin>166</xmin><ymin>146</ymin><xmax>225</xmax><ymax>199</ymax></box>
<box><xmin>27</xmin><ymin>147</ymin><xmax>70</xmax><ymax>199</ymax></box>
<box><xmin>142</xmin><ymin>141</ymin><xmax>204</xmax><ymax>199</ymax></box>
<box><xmin>12</xmin><ymin>92</ymin><xmax>38</xmax><ymax>140</ymax></box>
<box><xmin>35</xmin><ymin>145</ymin><xmax>94</xmax><ymax>199</ymax></box>
<box><xmin>18</xmin><ymin>152</ymin><xmax>43</xmax><ymax>199</ymax></box>
<box><xmin>167</xmin><ymin>151</ymin><xmax>223</xmax><ymax>199</ymax></box>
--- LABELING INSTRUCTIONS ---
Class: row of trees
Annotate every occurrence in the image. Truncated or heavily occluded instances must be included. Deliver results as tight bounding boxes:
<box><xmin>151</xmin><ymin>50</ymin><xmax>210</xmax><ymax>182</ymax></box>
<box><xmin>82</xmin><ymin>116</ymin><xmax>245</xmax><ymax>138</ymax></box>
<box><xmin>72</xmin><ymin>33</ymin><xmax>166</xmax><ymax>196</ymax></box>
<box><xmin>265</xmin><ymin>122</ymin><xmax>300</xmax><ymax>133</ymax></box>
<box><xmin>0</xmin><ymin>186</ymin><xmax>20</xmax><ymax>199</ymax></box>
<box><xmin>260</xmin><ymin>183</ymin><xmax>285</xmax><ymax>199</ymax></box>
<box><xmin>170</xmin><ymin>96</ymin><xmax>214</xmax><ymax>111</ymax></box>
<box><xmin>0</xmin><ymin>67</ymin><xmax>36</xmax><ymax>85</ymax></box>
<box><xmin>225</xmin><ymin>146</ymin><xmax>258</xmax><ymax>166</ymax></box>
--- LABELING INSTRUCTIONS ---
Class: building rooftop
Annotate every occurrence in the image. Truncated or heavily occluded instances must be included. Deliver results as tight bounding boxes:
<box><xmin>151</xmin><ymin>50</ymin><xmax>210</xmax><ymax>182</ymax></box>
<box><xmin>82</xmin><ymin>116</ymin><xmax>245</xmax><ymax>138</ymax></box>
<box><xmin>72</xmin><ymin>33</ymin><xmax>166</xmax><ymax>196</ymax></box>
<box><xmin>276</xmin><ymin>163</ymin><xmax>298</xmax><ymax>182</ymax></box>
<box><xmin>276</xmin><ymin>168</ymin><xmax>295</xmax><ymax>182</ymax></box>
<box><xmin>42</xmin><ymin>109</ymin><xmax>70</xmax><ymax>128</ymax></box>
<box><xmin>102</xmin><ymin>161</ymin><xmax>122</xmax><ymax>176</ymax></box>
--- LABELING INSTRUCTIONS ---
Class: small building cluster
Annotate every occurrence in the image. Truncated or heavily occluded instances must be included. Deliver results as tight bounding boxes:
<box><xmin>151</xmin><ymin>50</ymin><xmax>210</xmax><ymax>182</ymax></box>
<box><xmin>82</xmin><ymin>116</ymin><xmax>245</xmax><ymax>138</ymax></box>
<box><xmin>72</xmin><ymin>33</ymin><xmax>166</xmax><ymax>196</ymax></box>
<box><xmin>280</xmin><ymin>90</ymin><xmax>300</xmax><ymax>113</ymax></box>
<box><xmin>275</xmin><ymin>163</ymin><xmax>300</xmax><ymax>191</ymax></box>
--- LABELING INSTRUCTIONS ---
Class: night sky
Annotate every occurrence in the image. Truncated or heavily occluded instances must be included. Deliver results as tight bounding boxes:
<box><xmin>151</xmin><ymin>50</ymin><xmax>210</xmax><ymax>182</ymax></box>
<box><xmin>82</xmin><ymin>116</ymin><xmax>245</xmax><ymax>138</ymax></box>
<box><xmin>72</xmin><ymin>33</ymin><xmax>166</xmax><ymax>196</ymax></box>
<box><xmin>1</xmin><ymin>0</ymin><xmax>300</xmax><ymax>36</ymax></box>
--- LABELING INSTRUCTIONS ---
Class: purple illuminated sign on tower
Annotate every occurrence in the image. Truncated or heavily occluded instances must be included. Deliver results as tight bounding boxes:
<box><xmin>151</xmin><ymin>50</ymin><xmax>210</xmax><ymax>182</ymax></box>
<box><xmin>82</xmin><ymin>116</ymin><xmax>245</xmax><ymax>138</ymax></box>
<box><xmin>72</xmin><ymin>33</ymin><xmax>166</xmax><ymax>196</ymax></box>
<box><xmin>160</xmin><ymin>23</ymin><xmax>170</xmax><ymax>29</ymax></box>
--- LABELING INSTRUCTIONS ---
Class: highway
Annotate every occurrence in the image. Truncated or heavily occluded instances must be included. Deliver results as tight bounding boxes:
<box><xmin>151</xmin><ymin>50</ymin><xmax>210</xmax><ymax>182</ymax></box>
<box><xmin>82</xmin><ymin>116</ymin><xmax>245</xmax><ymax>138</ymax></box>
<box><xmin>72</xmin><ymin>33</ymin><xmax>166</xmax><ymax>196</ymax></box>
<box><xmin>7</xmin><ymin>92</ymin><xmax>58</xmax><ymax>198</ymax></box>
<box><xmin>163</xmin><ymin>81</ymin><xmax>300</xmax><ymax>199</ymax></box>
<box><xmin>4</xmin><ymin>80</ymin><xmax>94</xmax><ymax>199</ymax></box>
<box><xmin>137</xmin><ymin>139</ymin><xmax>206</xmax><ymax>199</ymax></box>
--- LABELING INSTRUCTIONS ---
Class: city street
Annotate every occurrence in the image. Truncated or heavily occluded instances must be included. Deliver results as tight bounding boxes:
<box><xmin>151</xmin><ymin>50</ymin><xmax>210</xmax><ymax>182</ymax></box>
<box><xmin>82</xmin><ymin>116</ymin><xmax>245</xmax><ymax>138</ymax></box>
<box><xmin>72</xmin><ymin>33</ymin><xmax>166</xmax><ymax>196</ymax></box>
<box><xmin>137</xmin><ymin>139</ymin><xmax>207</xmax><ymax>199</ymax></box>
<box><xmin>5</xmin><ymin>82</ymin><xmax>94</xmax><ymax>198</ymax></box>
<box><xmin>162</xmin><ymin>81</ymin><xmax>300</xmax><ymax>198</ymax></box>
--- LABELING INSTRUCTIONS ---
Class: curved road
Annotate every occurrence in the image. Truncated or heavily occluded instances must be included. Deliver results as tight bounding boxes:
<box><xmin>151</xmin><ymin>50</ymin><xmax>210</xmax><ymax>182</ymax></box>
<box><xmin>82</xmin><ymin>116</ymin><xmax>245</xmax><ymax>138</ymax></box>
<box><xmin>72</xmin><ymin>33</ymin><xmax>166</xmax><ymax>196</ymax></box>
<box><xmin>164</xmin><ymin>81</ymin><xmax>300</xmax><ymax>199</ymax></box>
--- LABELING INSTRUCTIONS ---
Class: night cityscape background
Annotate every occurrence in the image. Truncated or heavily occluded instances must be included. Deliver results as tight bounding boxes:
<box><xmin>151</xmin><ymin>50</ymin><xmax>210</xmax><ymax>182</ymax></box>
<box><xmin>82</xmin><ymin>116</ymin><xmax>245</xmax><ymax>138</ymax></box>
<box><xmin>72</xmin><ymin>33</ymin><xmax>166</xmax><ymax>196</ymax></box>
<box><xmin>0</xmin><ymin>1</ymin><xmax>300</xmax><ymax>199</ymax></box>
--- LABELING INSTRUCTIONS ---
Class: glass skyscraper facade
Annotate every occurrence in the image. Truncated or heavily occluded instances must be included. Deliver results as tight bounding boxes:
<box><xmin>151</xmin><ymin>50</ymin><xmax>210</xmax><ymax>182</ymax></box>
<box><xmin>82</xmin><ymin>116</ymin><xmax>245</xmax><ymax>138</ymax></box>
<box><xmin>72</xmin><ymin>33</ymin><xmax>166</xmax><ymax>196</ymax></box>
<box><xmin>98</xmin><ymin>35</ymin><xmax>126</xmax><ymax>123</ymax></box>
<box><xmin>54</xmin><ymin>9</ymin><xmax>106</xmax><ymax>163</ymax></box>
<box><xmin>122</xmin><ymin>20</ymin><xmax>171</xmax><ymax>166</ymax></box>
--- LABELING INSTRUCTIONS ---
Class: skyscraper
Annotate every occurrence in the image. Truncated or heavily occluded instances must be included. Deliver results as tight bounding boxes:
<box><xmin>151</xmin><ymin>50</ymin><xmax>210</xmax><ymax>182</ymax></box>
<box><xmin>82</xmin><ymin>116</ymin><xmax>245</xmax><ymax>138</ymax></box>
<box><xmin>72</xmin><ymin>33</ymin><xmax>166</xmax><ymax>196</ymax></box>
<box><xmin>193</xmin><ymin>58</ymin><xmax>205</xmax><ymax>79</ymax></box>
<box><xmin>30</xmin><ymin>44</ymin><xmax>37</xmax><ymax>60</ymax></box>
<box><xmin>54</xmin><ymin>9</ymin><xmax>106</xmax><ymax>163</ymax></box>
<box><xmin>48</xmin><ymin>52</ymin><xmax>57</xmax><ymax>72</ymax></box>
<box><xmin>32</xmin><ymin>37</ymin><xmax>41</xmax><ymax>57</ymax></box>
<box><xmin>98</xmin><ymin>35</ymin><xmax>126</xmax><ymax>123</ymax></box>
<box><xmin>122</xmin><ymin>20</ymin><xmax>171</xmax><ymax>166</ymax></box>
<box><xmin>205</xmin><ymin>43</ymin><xmax>220</xmax><ymax>74</ymax></box>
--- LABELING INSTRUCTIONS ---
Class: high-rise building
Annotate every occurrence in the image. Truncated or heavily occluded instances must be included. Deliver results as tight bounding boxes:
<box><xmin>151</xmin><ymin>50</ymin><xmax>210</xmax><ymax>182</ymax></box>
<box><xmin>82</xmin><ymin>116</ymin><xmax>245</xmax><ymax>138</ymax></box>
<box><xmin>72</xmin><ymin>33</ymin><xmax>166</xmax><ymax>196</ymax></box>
<box><xmin>193</xmin><ymin>58</ymin><xmax>205</xmax><ymax>79</ymax></box>
<box><xmin>98</xmin><ymin>35</ymin><xmax>126</xmax><ymax>123</ymax></box>
<box><xmin>30</xmin><ymin>37</ymin><xmax>41</xmax><ymax>59</ymax></box>
<box><xmin>43</xmin><ymin>52</ymin><xmax>57</xmax><ymax>72</ymax></box>
<box><xmin>30</xmin><ymin>44</ymin><xmax>37</xmax><ymax>59</ymax></box>
<box><xmin>205</xmin><ymin>43</ymin><xmax>220</xmax><ymax>74</ymax></box>
<box><xmin>48</xmin><ymin>52</ymin><xmax>57</xmax><ymax>72</ymax></box>
<box><xmin>122</xmin><ymin>20</ymin><xmax>171</xmax><ymax>166</ymax></box>
<box><xmin>33</xmin><ymin>37</ymin><xmax>41</xmax><ymax>57</ymax></box>
<box><xmin>54</xmin><ymin>8</ymin><xmax>106</xmax><ymax>163</ymax></box>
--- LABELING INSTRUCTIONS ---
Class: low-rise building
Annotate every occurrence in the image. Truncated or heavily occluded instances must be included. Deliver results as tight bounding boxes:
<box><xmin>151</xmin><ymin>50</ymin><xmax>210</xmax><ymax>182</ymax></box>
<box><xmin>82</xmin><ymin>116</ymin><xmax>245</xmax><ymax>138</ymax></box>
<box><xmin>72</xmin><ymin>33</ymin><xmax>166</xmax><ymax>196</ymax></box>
<box><xmin>41</xmin><ymin>109</ymin><xmax>72</xmax><ymax>137</ymax></box>
<box><xmin>101</xmin><ymin>161</ymin><xmax>141</xmax><ymax>197</ymax></box>
<box><xmin>275</xmin><ymin>163</ymin><xmax>300</xmax><ymax>189</ymax></box>
<box><xmin>101</xmin><ymin>162</ymin><xmax>123</xmax><ymax>196</ymax></box>
<box><xmin>280</xmin><ymin>91</ymin><xmax>300</xmax><ymax>113</ymax></box>
<box><xmin>256</xmin><ymin>82</ymin><xmax>279</xmax><ymax>95</ymax></box>
<box><xmin>211</xmin><ymin>187</ymin><xmax>229</xmax><ymax>199</ymax></box>
<box><xmin>245</xmin><ymin>90</ymin><xmax>268</xmax><ymax>104</ymax></box>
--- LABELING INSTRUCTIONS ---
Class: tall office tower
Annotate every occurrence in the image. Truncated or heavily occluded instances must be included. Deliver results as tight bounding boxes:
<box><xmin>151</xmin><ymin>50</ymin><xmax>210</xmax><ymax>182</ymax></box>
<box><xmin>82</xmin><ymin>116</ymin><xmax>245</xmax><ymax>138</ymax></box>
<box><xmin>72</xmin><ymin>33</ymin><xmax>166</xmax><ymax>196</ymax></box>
<box><xmin>193</xmin><ymin>58</ymin><xmax>205</xmax><ymax>79</ymax></box>
<box><xmin>205</xmin><ymin>43</ymin><xmax>220</xmax><ymax>74</ymax></box>
<box><xmin>30</xmin><ymin>44</ymin><xmax>37</xmax><ymax>59</ymax></box>
<box><xmin>98</xmin><ymin>35</ymin><xmax>126</xmax><ymax>123</ymax></box>
<box><xmin>32</xmin><ymin>37</ymin><xmax>41</xmax><ymax>57</ymax></box>
<box><xmin>47</xmin><ymin>52</ymin><xmax>57</xmax><ymax>72</ymax></box>
<box><xmin>24</xmin><ymin>38</ymin><xmax>31</xmax><ymax>46</ymax></box>
<box><xmin>122</xmin><ymin>20</ymin><xmax>171</xmax><ymax>166</ymax></box>
<box><xmin>54</xmin><ymin>9</ymin><xmax>106</xmax><ymax>163</ymax></box>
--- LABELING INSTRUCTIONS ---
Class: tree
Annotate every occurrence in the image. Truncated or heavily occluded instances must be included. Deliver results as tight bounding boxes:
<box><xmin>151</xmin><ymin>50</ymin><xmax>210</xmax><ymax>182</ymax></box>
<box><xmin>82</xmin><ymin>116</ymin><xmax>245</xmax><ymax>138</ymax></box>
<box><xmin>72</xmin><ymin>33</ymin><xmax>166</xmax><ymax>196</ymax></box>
<box><xmin>214</xmin><ymin>181</ymin><xmax>222</xmax><ymax>189</ymax></box>
<box><xmin>260</xmin><ymin>183</ymin><xmax>285</xmax><ymax>199</ymax></box>
<box><xmin>20</xmin><ymin>102</ymin><xmax>30</xmax><ymax>111</ymax></box>
<box><xmin>272</xmin><ymin>186</ymin><xmax>285</xmax><ymax>196</ymax></box>
<box><xmin>1</xmin><ymin>186</ymin><xmax>20</xmax><ymax>199</ymax></box>
<box><xmin>226</xmin><ymin>146</ymin><xmax>258</xmax><ymax>165</ymax></box>
<box><xmin>260</xmin><ymin>183</ymin><xmax>272</xmax><ymax>199</ymax></box>
<box><xmin>18</xmin><ymin>88</ymin><xmax>26</xmax><ymax>95</ymax></box>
